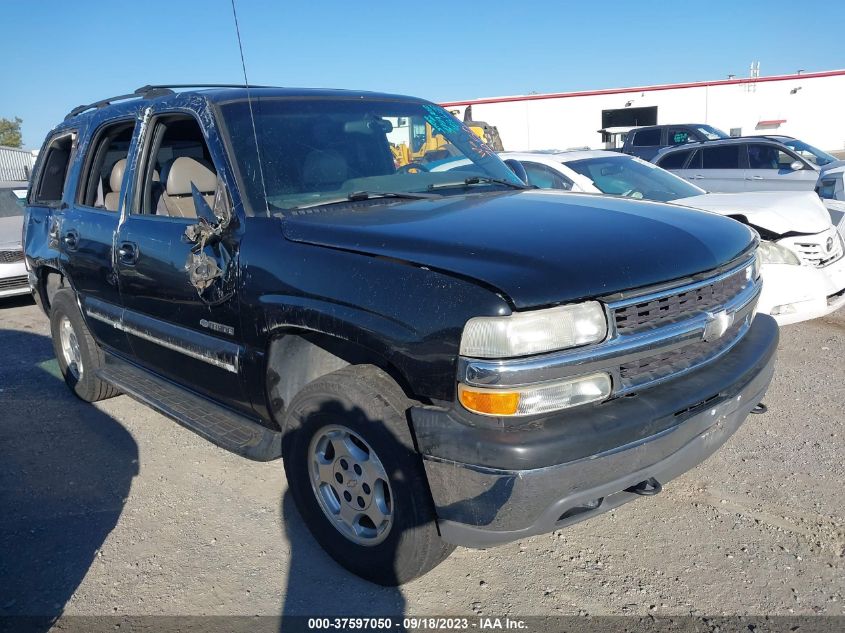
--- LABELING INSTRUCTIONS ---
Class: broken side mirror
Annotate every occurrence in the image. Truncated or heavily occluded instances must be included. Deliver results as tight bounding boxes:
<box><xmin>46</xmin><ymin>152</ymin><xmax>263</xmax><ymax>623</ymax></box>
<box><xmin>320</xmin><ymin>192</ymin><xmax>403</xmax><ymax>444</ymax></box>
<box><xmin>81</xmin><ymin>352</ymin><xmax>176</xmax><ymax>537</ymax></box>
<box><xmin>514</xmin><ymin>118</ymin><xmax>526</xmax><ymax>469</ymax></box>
<box><xmin>192</xmin><ymin>178</ymin><xmax>233</xmax><ymax>231</ymax></box>
<box><xmin>185</xmin><ymin>179</ymin><xmax>234</xmax><ymax>250</ymax></box>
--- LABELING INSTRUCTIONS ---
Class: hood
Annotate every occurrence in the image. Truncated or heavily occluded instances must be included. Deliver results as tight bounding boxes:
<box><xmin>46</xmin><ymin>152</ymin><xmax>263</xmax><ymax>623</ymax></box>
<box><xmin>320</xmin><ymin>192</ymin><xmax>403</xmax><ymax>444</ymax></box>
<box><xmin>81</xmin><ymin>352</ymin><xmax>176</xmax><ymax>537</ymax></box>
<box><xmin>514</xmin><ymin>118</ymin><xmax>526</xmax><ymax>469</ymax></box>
<box><xmin>282</xmin><ymin>190</ymin><xmax>755</xmax><ymax>309</ymax></box>
<box><xmin>673</xmin><ymin>191</ymin><xmax>832</xmax><ymax>236</ymax></box>
<box><xmin>0</xmin><ymin>216</ymin><xmax>23</xmax><ymax>250</ymax></box>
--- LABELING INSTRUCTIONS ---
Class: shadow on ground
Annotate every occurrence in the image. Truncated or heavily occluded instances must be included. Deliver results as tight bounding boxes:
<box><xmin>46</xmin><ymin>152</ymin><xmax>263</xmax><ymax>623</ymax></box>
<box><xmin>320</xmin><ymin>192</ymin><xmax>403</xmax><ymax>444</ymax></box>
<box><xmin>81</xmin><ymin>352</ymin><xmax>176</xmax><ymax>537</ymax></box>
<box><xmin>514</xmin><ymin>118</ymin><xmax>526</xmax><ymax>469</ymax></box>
<box><xmin>0</xmin><ymin>328</ymin><xmax>138</xmax><ymax>626</ymax></box>
<box><xmin>278</xmin><ymin>488</ymin><xmax>407</xmax><ymax>618</ymax></box>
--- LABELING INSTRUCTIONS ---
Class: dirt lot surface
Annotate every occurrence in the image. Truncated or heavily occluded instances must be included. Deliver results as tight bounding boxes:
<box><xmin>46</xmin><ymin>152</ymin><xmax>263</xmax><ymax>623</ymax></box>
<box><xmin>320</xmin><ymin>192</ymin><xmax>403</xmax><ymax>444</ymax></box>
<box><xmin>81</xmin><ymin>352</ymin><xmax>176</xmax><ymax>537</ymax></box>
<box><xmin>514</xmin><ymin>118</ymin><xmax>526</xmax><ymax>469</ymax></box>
<box><xmin>1</xmin><ymin>296</ymin><xmax>843</xmax><ymax>620</ymax></box>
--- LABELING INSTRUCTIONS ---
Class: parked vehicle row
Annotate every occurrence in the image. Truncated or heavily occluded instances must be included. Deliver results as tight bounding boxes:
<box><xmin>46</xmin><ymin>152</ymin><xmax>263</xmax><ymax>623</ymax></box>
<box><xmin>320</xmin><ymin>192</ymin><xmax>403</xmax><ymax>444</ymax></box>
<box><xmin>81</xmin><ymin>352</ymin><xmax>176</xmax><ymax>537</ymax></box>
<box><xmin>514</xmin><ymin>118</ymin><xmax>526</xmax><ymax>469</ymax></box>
<box><xmin>615</xmin><ymin>124</ymin><xmax>844</xmax><ymax>203</ymax></box>
<box><xmin>21</xmin><ymin>85</ymin><xmax>778</xmax><ymax>585</ymax></box>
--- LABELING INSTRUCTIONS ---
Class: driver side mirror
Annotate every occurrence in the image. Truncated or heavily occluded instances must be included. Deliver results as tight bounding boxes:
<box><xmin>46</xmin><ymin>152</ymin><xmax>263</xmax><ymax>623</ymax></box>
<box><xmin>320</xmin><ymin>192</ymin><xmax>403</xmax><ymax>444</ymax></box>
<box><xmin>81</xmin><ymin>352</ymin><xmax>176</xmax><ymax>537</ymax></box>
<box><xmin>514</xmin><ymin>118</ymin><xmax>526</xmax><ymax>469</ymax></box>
<box><xmin>789</xmin><ymin>160</ymin><xmax>804</xmax><ymax>171</ymax></box>
<box><xmin>503</xmin><ymin>158</ymin><xmax>529</xmax><ymax>185</ymax></box>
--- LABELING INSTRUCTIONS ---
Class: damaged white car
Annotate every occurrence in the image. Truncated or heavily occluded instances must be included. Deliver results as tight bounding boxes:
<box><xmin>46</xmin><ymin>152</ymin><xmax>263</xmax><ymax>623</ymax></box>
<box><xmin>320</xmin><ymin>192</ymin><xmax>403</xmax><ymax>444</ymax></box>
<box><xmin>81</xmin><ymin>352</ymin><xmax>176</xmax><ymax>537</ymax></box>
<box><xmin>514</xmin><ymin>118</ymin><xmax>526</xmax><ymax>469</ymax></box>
<box><xmin>467</xmin><ymin>151</ymin><xmax>845</xmax><ymax>326</ymax></box>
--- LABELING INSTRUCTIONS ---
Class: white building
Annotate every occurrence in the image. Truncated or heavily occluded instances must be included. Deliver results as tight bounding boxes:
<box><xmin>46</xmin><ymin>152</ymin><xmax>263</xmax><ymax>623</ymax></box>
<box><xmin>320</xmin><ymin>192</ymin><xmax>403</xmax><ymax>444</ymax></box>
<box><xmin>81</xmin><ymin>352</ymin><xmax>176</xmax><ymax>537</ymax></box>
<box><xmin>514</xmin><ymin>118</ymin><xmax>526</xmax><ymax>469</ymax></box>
<box><xmin>440</xmin><ymin>69</ymin><xmax>845</xmax><ymax>154</ymax></box>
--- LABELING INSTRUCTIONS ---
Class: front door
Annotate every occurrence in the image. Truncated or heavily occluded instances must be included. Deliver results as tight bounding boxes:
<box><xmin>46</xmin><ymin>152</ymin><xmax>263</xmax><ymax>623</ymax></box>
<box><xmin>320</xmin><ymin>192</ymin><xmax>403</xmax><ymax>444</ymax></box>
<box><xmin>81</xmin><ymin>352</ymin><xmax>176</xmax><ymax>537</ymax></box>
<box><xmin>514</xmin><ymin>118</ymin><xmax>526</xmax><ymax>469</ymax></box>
<box><xmin>744</xmin><ymin>143</ymin><xmax>819</xmax><ymax>192</ymax></box>
<box><xmin>115</xmin><ymin>110</ymin><xmax>248</xmax><ymax>413</ymax></box>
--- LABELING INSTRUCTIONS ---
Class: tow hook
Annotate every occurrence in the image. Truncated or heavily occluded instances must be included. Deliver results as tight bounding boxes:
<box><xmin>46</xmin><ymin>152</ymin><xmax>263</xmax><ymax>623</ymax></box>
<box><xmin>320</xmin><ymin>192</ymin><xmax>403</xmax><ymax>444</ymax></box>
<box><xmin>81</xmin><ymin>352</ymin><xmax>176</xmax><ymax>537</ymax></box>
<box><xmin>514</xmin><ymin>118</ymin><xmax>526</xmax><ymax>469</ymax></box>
<box><xmin>626</xmin><ymin>477</ymin><xmax>663</xmax><ymax>496</ymax></box>
<box><xmin>751</xmin><ymin>402</ymin><xmax>768</xmax><ymax>415</ymax></box>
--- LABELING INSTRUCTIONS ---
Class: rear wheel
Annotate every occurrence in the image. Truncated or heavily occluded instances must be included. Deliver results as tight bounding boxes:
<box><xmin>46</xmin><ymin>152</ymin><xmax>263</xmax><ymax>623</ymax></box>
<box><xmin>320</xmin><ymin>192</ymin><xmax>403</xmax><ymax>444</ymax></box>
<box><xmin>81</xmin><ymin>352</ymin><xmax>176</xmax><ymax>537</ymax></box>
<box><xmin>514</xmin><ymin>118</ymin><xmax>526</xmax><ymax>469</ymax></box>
<box><xmin>49</xmin><ymin>289</ymin><xmax>119</xmax><ymax>402</ymax></box>
<box><xmin>282</xmin><ymin>365</ymin><xmax>454</xmax><ymax>585</ymax></box>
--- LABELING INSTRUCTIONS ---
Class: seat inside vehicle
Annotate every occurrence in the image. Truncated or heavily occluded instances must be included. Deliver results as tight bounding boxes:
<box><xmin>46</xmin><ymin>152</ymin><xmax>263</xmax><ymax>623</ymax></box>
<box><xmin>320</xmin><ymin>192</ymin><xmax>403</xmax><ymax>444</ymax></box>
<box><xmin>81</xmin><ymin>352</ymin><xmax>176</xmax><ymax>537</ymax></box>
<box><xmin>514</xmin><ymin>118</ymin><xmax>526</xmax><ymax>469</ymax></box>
<box><xmin>157</xmin><ymin>157</ymin><xmax>217</xmax><ymax>218</ymax></box>
<box><xmin>103</xmin><ymin>159</ymin><xmax>126</xmax><ymax>211</ymax></box>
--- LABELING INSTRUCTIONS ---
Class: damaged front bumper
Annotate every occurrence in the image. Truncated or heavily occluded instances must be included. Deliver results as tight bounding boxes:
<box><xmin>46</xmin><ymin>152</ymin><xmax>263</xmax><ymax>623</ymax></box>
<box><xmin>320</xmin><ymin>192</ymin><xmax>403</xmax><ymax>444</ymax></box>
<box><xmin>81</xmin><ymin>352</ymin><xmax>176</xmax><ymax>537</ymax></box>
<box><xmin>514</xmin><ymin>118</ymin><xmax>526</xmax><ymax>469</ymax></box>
<box><xmin>410</xmin><ymin>314</ymin><xmax>778</xmax><ymax>548</ymax></box>
<box><xmin>757</xmin><ymin>256</ymin><xmax>845</xmax><ymax>325</ymax></box>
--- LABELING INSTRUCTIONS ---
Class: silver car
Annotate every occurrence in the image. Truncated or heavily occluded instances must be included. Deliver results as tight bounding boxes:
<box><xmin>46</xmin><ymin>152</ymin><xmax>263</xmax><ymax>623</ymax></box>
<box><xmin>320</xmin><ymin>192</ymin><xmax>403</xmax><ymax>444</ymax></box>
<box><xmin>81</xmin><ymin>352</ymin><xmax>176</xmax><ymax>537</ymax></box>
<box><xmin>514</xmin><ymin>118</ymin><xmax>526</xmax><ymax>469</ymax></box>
<box><xmin>653</xmin><ymin>138</ymin><xmax>819</xmax><ymax>193</ymax></box>
<box><xmin>0</xmin><ymin>181</ymin><xmax>30</xmax><ymax>299</ymax></box>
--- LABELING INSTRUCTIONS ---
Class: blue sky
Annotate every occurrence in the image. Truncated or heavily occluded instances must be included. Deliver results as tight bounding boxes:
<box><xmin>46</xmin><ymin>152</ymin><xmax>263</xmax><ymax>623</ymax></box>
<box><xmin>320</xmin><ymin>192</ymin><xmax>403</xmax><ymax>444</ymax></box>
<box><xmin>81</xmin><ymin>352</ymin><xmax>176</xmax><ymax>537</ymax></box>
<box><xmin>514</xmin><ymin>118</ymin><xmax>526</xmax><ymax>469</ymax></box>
<box><xmin>2</xmin><ymin>0</ymin><xmax>843</xmax><ymax>149</ymax></box>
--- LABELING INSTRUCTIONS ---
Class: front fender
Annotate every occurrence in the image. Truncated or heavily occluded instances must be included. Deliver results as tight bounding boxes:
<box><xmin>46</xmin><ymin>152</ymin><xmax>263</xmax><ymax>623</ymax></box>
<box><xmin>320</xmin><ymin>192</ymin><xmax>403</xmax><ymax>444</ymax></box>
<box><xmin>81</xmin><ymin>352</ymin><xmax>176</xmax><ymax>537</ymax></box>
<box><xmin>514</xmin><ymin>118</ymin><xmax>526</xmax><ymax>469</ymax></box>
<box><xmin>237</xmin><ymin>217</ymin><xmax>510</xmax><ymax>416</ymax></box>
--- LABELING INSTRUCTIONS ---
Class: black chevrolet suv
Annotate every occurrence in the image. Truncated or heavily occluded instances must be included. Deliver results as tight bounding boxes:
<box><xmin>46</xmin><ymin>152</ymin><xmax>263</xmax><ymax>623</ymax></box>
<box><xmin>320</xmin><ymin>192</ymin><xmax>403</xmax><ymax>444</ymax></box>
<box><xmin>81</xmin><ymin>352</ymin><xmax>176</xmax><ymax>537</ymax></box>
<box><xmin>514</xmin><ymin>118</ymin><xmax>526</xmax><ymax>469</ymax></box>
<box><xmin>23</xmin><ymin>85</ymin><xmax>778</xmax><ymax>585</ymax></box>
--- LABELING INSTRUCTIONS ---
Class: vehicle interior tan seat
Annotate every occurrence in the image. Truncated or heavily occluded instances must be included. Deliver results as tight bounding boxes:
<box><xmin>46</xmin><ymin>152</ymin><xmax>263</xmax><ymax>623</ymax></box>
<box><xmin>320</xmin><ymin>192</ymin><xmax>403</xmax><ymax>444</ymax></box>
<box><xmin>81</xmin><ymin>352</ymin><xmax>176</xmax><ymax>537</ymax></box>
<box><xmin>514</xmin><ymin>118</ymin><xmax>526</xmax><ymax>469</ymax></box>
<box><xmin>158</xmin><ymin>156</ymin><xmax>217</xmax><ymax>218</ymax></box>
<box><xmin>104</xmin><ymin>158</ymin><xmax>126</xmax><ymax>211</ymax></box>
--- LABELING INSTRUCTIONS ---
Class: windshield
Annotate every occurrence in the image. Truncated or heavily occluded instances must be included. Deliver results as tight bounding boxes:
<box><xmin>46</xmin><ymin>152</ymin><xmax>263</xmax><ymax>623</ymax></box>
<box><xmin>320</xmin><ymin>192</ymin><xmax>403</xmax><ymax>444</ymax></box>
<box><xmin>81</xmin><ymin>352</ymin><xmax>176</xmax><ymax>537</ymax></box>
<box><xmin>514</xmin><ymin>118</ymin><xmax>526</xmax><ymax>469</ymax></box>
<box><xmin>565</xmin><ymin>155</ymin><xmax>705</xmax><ymax>202</ymax></box>
<box><xmin>780</xmin><ymin>139</ymin><xmax>838</xmax><ymax>166</ymax></box>
<box><xmin>0</xmin><ymin>187</ymin><xmax>27</xmax><ymax>218</ymax></box>
<box><xmin>218</xmin><ymin>98</ymin><xmax>523</xmax><ymax>214</ymax></box>
<box><xmin>695</xmin><ymin>125</ymin><xmax>729</xmax><ymax>140</ymax></box>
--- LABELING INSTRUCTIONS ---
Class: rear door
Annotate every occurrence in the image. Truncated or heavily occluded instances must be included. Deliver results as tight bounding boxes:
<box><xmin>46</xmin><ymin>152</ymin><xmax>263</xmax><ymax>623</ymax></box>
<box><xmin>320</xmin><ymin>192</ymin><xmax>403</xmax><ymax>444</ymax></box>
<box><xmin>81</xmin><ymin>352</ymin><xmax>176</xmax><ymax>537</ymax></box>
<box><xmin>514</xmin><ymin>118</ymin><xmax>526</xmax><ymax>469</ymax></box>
<box><xmin>59</xmin><ymin>118</ymin><xmax>136</xmax><ymax>353</ymax></box>
<box><xmin>744</xmin><ymin>143</ymin><xmax>819</xmax><ymax>191</ymax></box>
<box><xmin>115</xmin><ymin>108</ymin><xmax>249</xmax><ymax>412</ymax></box>
<box><xmin>696</xmin><ymin>144</ymin><xmax>745</xmax><ymax>192</ymax></box>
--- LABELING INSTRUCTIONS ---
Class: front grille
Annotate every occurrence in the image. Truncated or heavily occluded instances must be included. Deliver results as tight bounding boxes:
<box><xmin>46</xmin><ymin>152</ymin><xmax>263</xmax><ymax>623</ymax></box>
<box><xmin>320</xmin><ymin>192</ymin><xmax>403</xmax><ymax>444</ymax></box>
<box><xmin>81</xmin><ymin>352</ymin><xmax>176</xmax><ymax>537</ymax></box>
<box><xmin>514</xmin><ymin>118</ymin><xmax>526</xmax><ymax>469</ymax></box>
<box><xmin>0</xmin><ymin>249</ymin><xmax>24</xmax><ymax>264</ymax></box>
<box><xmin>619</xmin><ymin>318</ymin><xmax>745</xmax><ymax>388</ymax></box>
<box><xmin>613</xmin><ymin>267</ymin><xmax>748</xmax><ymax>335</ymax></box>
<box><xmin>792</xmin><ymin>239</ymin><xmax>843</xmax><ymax>268</ymax></box>
<box><xmin>0</xmin><ymin>275</ymin><xmax>29</xmax><ymax>291</ymax></box>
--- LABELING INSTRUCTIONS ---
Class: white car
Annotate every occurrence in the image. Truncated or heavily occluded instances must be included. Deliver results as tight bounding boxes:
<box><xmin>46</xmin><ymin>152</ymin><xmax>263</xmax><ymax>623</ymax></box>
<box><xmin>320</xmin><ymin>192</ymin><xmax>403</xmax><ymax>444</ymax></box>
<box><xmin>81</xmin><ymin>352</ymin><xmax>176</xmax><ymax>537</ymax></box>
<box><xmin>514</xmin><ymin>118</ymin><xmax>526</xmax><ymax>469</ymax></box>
<box><xmin>438</xmin><ymin>151</ymin><xmax>845</xmax><ymax>326</ymax></box>
<box><xmin>0</xmin><ymin>181</ymin><xmax>30</xmax><ymax>300</ymax></box>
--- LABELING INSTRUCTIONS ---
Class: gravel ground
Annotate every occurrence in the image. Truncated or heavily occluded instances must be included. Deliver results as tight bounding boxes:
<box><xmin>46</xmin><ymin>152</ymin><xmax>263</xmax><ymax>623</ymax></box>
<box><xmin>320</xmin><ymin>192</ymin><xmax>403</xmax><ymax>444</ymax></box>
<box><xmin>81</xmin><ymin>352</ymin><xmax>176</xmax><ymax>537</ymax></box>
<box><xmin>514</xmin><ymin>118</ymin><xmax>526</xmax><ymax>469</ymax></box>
<box><xmin>0</xmin><ymin>295</ymin><xmax>843</xmax><ymax>620</ymax></box>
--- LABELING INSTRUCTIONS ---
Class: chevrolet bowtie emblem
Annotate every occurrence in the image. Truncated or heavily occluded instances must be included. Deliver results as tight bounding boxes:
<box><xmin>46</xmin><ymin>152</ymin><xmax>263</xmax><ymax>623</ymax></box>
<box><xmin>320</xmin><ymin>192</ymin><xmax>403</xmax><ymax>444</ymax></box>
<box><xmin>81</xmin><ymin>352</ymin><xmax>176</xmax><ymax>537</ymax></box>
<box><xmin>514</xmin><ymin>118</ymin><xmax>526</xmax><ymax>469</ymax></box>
<box><xmin>703</xmin><ymin>310</ymin><xmax>733</xmax><ymax>342</ymax></box>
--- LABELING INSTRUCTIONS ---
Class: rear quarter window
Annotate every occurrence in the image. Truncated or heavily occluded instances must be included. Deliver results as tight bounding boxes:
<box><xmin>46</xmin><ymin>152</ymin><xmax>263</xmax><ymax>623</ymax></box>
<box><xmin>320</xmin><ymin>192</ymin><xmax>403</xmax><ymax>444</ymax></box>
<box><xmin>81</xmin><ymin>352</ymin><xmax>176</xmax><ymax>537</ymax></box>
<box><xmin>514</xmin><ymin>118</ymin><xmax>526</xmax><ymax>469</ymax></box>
<box><xmin>31</xmin><ymin>132</ymin><xmax>76</xmax><ymax>205</ymax></box>
<box><xmin>632</xmin><ymin>129</ymin><xmax>660</xmax><ymax>147</ymax></box>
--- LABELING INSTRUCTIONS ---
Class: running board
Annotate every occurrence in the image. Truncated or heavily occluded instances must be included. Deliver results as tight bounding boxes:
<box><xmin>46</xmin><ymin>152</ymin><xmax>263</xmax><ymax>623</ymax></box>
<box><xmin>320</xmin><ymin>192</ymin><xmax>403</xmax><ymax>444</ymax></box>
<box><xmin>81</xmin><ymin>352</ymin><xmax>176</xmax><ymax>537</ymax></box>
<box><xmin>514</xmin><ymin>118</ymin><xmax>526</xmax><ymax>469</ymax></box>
<box><xmin>97</xmin><ymin>354</ymin><xmax>282</xmax><ymax>461</ymax></box>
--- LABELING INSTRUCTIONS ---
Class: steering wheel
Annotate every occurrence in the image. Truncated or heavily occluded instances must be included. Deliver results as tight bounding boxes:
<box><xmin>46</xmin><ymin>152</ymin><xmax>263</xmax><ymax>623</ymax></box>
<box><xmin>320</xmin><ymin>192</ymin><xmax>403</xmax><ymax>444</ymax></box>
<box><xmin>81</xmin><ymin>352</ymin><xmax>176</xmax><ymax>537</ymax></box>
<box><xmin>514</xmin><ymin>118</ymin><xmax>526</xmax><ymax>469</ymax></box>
<box><xmin>397</xmin><ymin>162</ymin><xmax>430</xmax><ymax>174</ymax></box>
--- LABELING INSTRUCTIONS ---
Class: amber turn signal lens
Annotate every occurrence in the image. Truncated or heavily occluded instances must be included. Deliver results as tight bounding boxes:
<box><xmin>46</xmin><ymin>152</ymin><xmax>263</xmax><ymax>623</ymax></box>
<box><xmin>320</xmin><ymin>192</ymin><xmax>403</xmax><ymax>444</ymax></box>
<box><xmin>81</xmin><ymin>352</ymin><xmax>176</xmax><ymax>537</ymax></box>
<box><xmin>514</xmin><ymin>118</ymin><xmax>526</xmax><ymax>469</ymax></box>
<box><xmin>458</xmin><ymin>384</ymin><xmax>520</xmax><ymax>416</ymax></box>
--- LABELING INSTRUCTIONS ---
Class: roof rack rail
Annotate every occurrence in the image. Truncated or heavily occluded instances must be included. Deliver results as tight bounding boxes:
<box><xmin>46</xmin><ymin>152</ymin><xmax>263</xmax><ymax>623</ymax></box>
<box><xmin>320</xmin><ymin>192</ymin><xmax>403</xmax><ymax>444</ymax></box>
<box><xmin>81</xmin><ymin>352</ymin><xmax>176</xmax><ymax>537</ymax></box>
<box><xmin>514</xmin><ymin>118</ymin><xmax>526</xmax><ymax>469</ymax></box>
<box><xmin>64</xmin><ymin>86</ymin><xmax>175</xmax><ymax>120</ymax></box>
<box><xmin>64</xmin><ymin>84</ymin><xmax>270</xmax><ymax>120</ymax></box>
<box><xmin>134</xmin><ymin>83</ymin><xmax>270</xmax><ymax>92</ymax></box>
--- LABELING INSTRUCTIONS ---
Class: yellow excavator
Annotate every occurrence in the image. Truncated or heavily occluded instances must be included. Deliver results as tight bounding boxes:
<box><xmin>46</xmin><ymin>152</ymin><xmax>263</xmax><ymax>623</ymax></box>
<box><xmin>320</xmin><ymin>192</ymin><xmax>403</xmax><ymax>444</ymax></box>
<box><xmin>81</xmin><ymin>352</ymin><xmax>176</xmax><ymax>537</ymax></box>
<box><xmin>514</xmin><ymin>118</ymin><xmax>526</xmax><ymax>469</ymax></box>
<box><xmin>391</xmin><ymin>105</ymin><xmax>504</xmax><ymax>167</ymax></box>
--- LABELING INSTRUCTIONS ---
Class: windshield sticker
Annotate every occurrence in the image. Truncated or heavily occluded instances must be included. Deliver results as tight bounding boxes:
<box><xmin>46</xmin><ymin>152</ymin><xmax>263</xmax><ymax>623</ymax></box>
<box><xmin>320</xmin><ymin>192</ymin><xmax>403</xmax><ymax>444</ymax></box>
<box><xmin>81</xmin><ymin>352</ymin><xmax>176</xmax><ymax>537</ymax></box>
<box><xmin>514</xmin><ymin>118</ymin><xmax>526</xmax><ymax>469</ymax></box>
<box><xmin>422</xmin><ymin>104</ymin><xmax>496</xmax><ymax>159</ymax></box>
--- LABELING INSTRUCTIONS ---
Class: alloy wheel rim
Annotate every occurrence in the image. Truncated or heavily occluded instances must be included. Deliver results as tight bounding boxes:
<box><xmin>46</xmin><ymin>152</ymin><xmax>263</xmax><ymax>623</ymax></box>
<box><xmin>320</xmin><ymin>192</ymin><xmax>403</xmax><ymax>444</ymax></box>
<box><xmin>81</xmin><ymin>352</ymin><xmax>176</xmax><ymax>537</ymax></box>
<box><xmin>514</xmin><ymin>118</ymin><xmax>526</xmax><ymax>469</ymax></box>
<box><xmin>308</xmin><ymin>424</ymin><xmax>394</xmax><ymax>546</ymax></box>
<box><xmin>59</xmin><ymin>316</ymin><xmax>83</xmax><ymax>380</ymax></box>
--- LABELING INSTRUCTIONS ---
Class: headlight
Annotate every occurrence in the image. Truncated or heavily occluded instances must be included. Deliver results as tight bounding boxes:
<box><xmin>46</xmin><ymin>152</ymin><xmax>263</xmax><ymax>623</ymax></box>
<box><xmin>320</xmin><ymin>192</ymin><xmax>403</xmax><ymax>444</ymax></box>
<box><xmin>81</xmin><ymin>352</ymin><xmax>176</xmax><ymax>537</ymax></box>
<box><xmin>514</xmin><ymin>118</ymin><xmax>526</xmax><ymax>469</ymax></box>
<box><xmin>758</xmin><ymin>240</ymin><xmax>801</xmax><ymax>266</ymax></box>
<box><xmin>458</xmin><ymin>372</ymin><xmax>612</xmax><ymax>416</ymax></box>
<box><xmin>460</xmin><ymin>302</ymin><xmax>608</xmax><ymax>359</ymax></box>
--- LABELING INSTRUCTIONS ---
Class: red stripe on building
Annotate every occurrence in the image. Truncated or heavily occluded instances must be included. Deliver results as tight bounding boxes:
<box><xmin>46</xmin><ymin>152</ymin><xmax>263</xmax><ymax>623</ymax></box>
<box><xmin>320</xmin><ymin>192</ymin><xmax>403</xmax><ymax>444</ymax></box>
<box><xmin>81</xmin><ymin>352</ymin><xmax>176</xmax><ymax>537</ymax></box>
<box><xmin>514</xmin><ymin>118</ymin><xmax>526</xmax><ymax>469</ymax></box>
<box><xmin>439</xmin><ymin>69</ymin><xmax>845</xmax><ymax>108</ymax></box>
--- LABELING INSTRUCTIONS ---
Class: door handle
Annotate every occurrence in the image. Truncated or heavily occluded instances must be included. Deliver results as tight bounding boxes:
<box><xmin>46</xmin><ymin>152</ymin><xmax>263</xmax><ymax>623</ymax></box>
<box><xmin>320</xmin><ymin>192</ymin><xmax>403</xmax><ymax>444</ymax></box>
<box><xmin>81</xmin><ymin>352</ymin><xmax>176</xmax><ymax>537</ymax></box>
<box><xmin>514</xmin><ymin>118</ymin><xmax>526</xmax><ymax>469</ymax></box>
<box><xmin>63</xmin><ymin>229</ymin><xmax>79</xmax><ymax>250</ymax></box>
<box><xmin>118</xmin><ymin>241</ymin><xmax>138</xmax><ymax>264</ymax></box>
<box><xmin>691</xmin><ymin>175</ymin><xmax>704</xmax><ymax>179</ymax></box>
<box><xmin>745</xmin><ymin>176</ymin><xmax>765</xmax><ymax>181</ymax></box>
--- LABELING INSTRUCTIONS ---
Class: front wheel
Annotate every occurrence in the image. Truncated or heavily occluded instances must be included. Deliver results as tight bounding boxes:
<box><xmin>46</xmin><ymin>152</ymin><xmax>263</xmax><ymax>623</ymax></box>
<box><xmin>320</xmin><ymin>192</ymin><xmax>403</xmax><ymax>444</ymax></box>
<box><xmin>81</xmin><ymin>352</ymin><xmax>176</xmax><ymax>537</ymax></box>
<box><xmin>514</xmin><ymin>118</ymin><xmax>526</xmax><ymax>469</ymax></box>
<box><xmin>282</xmin><ymin>365</ymin><xmax>454</xmax><ymax>585</ymax></box>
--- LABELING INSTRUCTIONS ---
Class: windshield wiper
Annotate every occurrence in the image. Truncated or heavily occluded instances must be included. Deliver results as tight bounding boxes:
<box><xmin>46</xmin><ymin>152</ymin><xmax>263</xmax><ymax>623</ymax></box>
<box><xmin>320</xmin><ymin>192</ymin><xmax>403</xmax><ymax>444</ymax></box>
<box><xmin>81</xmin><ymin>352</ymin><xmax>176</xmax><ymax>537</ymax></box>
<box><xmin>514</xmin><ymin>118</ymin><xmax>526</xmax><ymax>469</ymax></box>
<box><xmin>289</xmin><ymin>190</ymin><xmax>441</xmax><ymax>210</ymax></box>
<box><xmin>426</xmin><ymin>176</ymin><xmax>534</xmax><ymax>191</ymax></box>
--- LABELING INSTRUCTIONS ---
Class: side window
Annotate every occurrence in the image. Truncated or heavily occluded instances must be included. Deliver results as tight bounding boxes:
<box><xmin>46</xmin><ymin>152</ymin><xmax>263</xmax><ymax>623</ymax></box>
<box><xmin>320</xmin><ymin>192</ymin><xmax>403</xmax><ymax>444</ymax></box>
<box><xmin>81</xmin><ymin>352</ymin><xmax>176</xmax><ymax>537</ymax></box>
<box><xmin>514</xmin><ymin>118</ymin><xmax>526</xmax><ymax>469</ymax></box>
<box><xmin>522</xmin><ymin>162</ymin><xmax>574</xmax><ymax>190</ymax></box>
<box><xmin>632</xmin><ymin>129</ymin><xmax>660</xmax><ymax>147</ymax></box>
<box><xmin>135</xmin><ymin>116</ymin><xmax>218</xmax><ymax>218</ymax></box>
<box><xmin>667</xmin><ymin>128</ymin><xmax>691</xmax><ymax>145</ymax></box>
<box><xmin>818</xmin><ymin>179</ymin><xmax>836</xmax><ymax>199</ymax></box>
<box><xmin>31</xmin><ymin>133</ymin><xmax>75</xmax><ymax>205</ymax></box>
<box><xmin>657</xmin><ymin>149</ymin><xmax>691</xmax><ymax>169</ymax></box>
<box><xmin>702</xmin><ymin>145</ymin><xmax>740</xmax><ymax>169</ymax></box>
<box><xmin>746</xmin><ymin>144</ymin><xmax>798</xmax><ymax>170</ymax></box>
<box><xmin>77</xmin><ymin>121</ymin><xmax>136</xmax><ymax>211</ymax></box>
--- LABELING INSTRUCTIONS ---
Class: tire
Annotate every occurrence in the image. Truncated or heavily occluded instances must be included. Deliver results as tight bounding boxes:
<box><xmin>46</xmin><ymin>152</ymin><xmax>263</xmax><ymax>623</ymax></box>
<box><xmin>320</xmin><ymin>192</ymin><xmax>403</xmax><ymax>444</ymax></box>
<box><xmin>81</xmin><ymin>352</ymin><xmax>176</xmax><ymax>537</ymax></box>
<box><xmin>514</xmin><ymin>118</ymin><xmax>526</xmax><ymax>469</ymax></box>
<box><xmin>49</xmin><ymin>289</ymin><xmax>119</xmax><ymax>402</ymax></box>
<box><xmin>282</xmin><ymin>364</ymin><xmax>455</xmax><ymax>585</ymax></box>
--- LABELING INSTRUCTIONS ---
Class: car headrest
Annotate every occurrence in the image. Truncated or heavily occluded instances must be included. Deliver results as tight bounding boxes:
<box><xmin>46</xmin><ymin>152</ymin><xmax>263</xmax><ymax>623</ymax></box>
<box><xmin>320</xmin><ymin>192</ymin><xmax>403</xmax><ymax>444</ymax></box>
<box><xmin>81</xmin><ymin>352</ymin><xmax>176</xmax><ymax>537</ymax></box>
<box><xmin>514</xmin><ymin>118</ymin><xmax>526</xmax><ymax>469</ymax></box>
<box><xmin>166</xmin><ymin>157</ymin><xmax>217</xmax><ymax>196</ymax></box>
<box><xmin>109</xmin><ymin>158</ymin><xmax>126</xmax><ymax>192</ymax></box>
